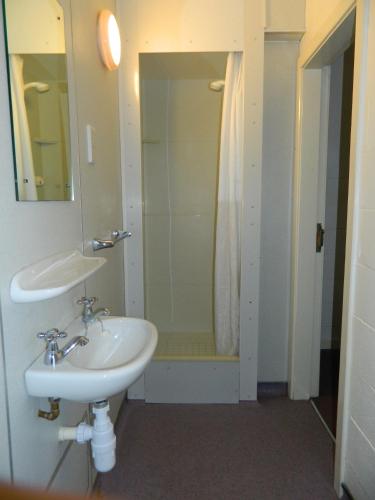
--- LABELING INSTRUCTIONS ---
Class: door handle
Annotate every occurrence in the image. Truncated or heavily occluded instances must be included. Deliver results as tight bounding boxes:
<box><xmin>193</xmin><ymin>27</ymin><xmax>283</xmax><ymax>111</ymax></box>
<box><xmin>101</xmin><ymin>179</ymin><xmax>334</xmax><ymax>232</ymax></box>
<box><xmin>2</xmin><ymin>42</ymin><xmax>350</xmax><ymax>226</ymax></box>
<box><xmin>316</xmin><ymin>223</ymin><xmax>325</xmax><ymax>253</ymax></box>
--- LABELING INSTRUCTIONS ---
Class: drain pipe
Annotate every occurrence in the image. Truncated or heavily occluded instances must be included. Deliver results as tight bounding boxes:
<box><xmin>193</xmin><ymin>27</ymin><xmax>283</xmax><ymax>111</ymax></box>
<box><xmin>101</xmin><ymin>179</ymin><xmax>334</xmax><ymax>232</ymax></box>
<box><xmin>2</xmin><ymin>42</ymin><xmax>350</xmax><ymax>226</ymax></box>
<box><xmin>38</xmin><ymin>397</ymin><xmax>60</xmax><ymax>421</ymax></box>
<box><xmin>58</xmin><ymin>400</ymin><xmax>116</xmax><ymax>472</ymax></box>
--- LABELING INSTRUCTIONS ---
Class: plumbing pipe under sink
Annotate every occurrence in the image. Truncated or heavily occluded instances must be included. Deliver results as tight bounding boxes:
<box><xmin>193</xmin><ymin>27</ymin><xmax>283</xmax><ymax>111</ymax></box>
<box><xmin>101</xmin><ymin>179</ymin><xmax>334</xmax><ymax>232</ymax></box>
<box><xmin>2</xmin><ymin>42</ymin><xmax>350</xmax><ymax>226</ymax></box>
<box><xmin>58</xmin><ymin>401</ymin><xmax>116</xmax><ymax>472</ymax></box>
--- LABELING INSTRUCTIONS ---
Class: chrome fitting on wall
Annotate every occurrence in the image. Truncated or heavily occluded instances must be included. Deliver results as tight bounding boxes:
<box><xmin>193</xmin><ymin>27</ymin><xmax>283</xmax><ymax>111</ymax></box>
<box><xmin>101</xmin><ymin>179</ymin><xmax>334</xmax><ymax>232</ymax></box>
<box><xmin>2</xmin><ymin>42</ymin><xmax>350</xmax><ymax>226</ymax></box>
<box><xmin>92</xmin><ymin>229</ymin><xmax>131</xmax><ymax>251</ymax></box>
<box><xmin>38</xmin><ymin>397</ymin><xmax>60</xmax><ymax>421</ymax></box>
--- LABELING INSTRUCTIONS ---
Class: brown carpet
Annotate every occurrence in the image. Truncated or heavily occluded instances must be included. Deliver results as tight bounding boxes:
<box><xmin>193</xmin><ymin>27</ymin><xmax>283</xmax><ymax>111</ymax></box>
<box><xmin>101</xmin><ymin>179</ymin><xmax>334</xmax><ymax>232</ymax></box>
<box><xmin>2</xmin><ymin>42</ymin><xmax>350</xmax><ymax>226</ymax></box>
<box><xmin>96</xmin><ymin>397</ymin><xmax>339</xmax><ymax>500</ymax></box>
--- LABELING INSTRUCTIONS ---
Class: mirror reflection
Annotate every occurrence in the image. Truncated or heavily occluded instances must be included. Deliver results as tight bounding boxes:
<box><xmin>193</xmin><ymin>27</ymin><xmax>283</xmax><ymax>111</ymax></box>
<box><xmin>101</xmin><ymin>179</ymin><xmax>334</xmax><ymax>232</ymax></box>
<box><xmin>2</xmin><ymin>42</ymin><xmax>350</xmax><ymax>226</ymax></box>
<box><xmin>3</xmin><ymin>0</ymin><xmax>73</xmax><ymax>201</ymax></box>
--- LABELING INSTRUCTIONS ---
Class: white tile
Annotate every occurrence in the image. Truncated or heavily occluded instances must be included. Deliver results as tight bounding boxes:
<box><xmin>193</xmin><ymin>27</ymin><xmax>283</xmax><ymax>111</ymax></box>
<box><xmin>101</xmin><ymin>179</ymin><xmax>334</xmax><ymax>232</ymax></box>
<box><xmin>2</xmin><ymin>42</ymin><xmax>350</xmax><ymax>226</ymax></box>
<box><xmin>169</xmin><ymin>139</ymin><xmax>219</xmax><ymax>215</ymax></box>
<box><xmin>141</xmin><ymin>79</ymin><xmax>167</xmax><ymax>141</ymax></box>
<box><xmin>352</xmin><ymin>317</ymin><xmax>375</xmax><ymax>391</ymax></box>
<box><xmin>344</xmin><ymin>462</ymin><xmax>370</xmax><ymax>500</ymax></box>
<box><xmin>355</xmin><ymin>264</ymin><xmax>375</xmax><ymax>331</ymax></box>
<box><xmin>346</xmin><ymin>419</ymin><xmax>375</xmax><ymax>498</ymax></box>
<box><xmin>145</xmin><ymin>284</ymin><xmax>172</xmax><ymax>333</ymax></box>
<box><xmin>168</xmin><ymin>79</ymin><xmax>222</xmax><ymax>142</ymax></box>
<box><xmin>172</xmin><ymin>214</ymin><xmax>214</xmax><ymax>286</ymax></box>
<box><xmin>49</xmin><ymin>442</ymin><xmax>89</xmax><ymax>495</ymax></box>
<box><xmin>358</xmin><ymin>210</ymin><xmax>375</xmax><ymax>270</ymax></box>
<box><xmin>142</xmin><ymin>143</ymin><xmax>169</xmax><ymax>215</ymax></box>
<box><xmin>350</xmin><ymin>373</ymin><xmax>375</xmax><ymax>450</ymax></box>
<box><xmin>173</xmin><ymin>285</ymin><xmax>213</xmax><ymax>333</ymax></box>
<box><xmin>360</xmin><ymin>149</ymin><xmax>375</xmax><ymax>209</ymax></box>
<box><xmin>143</xmin><ymin>215</ymin><xmax>171</xmax><ymax>285</ymax></box>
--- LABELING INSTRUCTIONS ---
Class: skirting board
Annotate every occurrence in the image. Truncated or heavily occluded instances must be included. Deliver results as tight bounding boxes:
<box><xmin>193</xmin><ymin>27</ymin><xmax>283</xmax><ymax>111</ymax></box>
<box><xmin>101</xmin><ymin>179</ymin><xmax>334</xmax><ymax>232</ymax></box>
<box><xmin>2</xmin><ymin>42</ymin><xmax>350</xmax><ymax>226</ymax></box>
<box><xmin>144</xmin><ymin>360</ymin><xmax>240</xmax><ymax>404</ymax></box>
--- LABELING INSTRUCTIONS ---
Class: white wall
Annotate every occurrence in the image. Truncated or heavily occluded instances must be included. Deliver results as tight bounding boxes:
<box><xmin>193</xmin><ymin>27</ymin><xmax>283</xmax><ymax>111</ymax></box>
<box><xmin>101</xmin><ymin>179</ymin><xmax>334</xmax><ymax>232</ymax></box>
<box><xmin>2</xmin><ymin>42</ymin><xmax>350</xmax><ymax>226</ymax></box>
<box><xmin>5</xmin><ymin>0</ymin><xmax>65</xmax><ymax>54</ymax></box>
<box><xmin>265</xmin><ymin>0</ymin><xmax>305</xmax><ymax>32</ymax></box>
<box><xmin>301</xmin><ymin>0</ymin><xmax>353</xmax><ymax>55</ymax></box>
<box><xmin>0</xmin><ymin>317</ymin><xmax>11</xmax><ymax>481</ymax></box>
<box><xmin>141</xmin><ymin>73</ymin><xmax>222</xmax><ymax>335</ymax></box>
<box><xmin>0</xmin><ymin>0</ymin><xmax>86</xmax><ymax>489</ymax></box>
<box><xmin>71</xmin><ymin>0</ymin><xmax>125</xmax><ymax>321</ymax></box>
<box><xmin>0</xmin><ymin>0</ymin><xmax>124</xmax><ymax>492</ymax></box>
<box><xmin>339</xmin><ymin>1</ymin><xmax>375</xmax><ymax>497</ymax></box>
<box><xmin>305</xmin><ymin>0</ymin><xmax>345</xmax><ymax>34</ymax></box>
<box><xmin>259</xmin><ymin>41</ymin><xmax>298</xmax><ymax>382</ymax></box>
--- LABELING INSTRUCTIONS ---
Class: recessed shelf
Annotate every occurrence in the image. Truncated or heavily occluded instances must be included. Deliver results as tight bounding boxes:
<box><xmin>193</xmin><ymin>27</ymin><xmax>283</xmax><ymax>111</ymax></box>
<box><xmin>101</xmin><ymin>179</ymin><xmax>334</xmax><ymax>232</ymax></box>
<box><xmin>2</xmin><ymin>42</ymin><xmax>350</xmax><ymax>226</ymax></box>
<box><xmin>10</xmin><ymin>250</ymin><xmax>106</xmax><ymax>303</ymax></box>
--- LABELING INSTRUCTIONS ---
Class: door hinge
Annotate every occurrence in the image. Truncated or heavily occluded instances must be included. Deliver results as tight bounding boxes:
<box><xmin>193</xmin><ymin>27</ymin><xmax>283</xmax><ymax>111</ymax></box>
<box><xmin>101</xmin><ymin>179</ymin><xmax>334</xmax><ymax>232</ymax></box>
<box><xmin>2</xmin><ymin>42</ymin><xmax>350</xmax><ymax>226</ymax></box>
<box><xmin>316</xmin><ymin>223</ymin><xmax>325</xmax><ymax>252</ymax></box>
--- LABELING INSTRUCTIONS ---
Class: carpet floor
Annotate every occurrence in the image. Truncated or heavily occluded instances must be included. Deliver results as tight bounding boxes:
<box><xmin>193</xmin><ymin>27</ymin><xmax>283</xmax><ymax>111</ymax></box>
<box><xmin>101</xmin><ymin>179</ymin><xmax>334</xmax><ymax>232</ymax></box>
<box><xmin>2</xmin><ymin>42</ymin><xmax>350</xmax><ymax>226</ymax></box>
<box><xmin>96</xmin><ymin>397</ymin><xmax>339</xmax><ymax>500</ymax></box>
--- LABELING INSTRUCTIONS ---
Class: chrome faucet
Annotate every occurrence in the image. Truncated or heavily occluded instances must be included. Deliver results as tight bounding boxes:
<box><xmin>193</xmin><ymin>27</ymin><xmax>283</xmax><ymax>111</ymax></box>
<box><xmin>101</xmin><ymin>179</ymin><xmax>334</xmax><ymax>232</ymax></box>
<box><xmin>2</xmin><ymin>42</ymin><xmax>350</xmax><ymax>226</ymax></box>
<box><xmin>77</xmin><ymin>296</ymin><xmax>110</xmax><ymax>325</ymax></box>
<box><xmin>37</xmin><ymin>329</ymin><xmax>89</xmax><ymax>366</ymax></box>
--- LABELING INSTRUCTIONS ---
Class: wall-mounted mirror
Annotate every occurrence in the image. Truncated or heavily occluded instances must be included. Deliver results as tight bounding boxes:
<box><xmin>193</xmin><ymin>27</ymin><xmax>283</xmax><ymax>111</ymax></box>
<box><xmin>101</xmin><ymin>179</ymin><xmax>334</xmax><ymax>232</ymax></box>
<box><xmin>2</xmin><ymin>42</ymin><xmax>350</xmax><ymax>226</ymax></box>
<box><xmin>2</xmin><ymin>0</ymin><xmax>73</xmax><ymax>201</ymax></box>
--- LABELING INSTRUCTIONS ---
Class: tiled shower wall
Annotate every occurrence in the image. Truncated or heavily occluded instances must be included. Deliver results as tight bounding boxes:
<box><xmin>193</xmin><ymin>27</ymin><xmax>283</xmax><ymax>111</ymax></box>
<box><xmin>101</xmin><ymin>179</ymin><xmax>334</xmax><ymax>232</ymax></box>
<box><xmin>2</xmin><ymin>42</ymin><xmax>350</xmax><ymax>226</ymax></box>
<box><xmin>141</xmin><ymin>78</ymin><xmax>222</xmax><ymax>334</ymax></box>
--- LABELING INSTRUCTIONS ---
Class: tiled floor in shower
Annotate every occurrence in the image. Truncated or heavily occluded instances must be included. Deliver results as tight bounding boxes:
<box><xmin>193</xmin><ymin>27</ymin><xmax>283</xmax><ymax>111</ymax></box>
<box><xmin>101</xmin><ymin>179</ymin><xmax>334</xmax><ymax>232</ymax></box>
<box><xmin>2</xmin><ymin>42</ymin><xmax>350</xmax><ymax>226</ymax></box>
<box><xmin>154</xmin><ymin>332</ymin><xmax>238</xmax><ymax>360</ymax></box>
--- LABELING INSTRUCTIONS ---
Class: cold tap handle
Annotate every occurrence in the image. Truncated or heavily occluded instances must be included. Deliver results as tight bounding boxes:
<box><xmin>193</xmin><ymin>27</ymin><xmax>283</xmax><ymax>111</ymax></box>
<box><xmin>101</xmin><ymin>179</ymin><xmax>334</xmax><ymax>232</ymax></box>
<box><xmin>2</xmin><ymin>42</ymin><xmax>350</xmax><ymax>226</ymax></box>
<box><xmin>77</xmin><ymin>296</ymin><xmax>97</xmax><ymax>306</ymax></box>
<box><xmin>37</xmin><ymin>329</ymin><xmax>67</xmax><ymax>342</ymax></box>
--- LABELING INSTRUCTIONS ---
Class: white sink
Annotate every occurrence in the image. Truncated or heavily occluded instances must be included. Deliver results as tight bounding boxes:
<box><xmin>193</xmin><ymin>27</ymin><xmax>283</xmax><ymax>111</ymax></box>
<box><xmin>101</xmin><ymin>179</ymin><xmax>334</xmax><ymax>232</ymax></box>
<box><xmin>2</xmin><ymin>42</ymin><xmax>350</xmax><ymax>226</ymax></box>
<box><xmin>25</xmin><ymin>317</ymin><xmax>158</xmax><ymax>403</ymax></box>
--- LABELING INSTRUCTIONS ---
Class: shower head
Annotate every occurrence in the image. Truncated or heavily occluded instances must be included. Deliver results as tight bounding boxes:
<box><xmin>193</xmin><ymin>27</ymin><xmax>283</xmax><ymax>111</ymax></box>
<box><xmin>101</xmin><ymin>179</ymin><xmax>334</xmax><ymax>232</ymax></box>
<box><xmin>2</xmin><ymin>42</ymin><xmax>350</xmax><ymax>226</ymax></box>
<box><xmin>24</xmin><ymin>82</ymin><xmax>50</xmax><ymax>93</ymax></box>
<box><xmin>209</xmin><ymin>80</ymin><xmax>225</xmax><ymax>92</ymax></box>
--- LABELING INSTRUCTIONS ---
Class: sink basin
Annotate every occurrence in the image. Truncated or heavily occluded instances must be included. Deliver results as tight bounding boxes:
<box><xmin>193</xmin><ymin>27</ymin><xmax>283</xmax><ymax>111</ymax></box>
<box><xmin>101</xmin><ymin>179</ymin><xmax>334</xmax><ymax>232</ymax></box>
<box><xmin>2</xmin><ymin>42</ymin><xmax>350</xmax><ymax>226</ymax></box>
<box><xmin>25</xmin><ymin>317</ymin><xmax>158</xmax><ymax>403</ymax></box>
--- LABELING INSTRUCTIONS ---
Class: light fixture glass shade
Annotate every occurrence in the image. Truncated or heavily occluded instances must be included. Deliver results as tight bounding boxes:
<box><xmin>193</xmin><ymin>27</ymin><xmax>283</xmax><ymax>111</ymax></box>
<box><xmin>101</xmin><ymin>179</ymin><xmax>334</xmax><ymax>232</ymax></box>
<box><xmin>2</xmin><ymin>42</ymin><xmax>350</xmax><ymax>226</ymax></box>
<box><xmin>97</xmin><ymin>10</ymin><xmax>121</xmax><ymax>70</ymax></box>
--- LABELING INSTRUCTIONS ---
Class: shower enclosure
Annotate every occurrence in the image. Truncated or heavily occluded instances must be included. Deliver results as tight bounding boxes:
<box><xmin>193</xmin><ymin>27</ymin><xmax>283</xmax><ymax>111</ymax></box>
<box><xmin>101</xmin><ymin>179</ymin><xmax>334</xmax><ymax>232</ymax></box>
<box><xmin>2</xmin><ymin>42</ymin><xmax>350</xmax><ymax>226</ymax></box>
<box><xmin>141</xmin><ymin>52</ymin><xmax>236</xmax><ymax>357</ymax></box>
<box><xmin>138</xmin><ymin>52</ymin><xmax>240</xmax><ymax>402</ymax></box>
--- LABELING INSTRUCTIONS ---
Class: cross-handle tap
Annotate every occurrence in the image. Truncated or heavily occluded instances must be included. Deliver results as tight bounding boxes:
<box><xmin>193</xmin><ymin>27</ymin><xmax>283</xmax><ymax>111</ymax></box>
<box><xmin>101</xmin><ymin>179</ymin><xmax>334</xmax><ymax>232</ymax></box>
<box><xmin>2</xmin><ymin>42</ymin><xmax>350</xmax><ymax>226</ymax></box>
<box><xmin>37</xmin><ymin>328</ymin><xmax>67</xmax><ymax>343</ymax></box>
<box><xmin>37</xmin><ymin>329</ymin><xmax>89</xmax><ymax>366</ymax></box>
<box><xmin>37</xmin><ymin>328</ymin><xmax>67</xmax><ymax>365</ymax></box>
<box><xmin>77</xmin><ymin>296</ymin><xmax>111</xmax><ymax>324</ymax></box>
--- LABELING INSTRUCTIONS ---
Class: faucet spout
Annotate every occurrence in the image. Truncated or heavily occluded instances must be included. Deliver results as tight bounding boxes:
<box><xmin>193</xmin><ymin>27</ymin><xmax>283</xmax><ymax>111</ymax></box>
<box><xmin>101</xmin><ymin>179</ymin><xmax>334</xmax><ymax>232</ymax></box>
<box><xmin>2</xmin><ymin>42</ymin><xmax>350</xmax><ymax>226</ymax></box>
<box><xmin>93</xmin><ymin>308</ymin><xmax>111</xmax><ymax>321</ymax></box>
<box><xmin>60</xmin><ymin>336</ymin><xmax>89</xmax><ymax>359</ymax></box>
<box><xmin>77</xmin><ymin>297</ymin><xmax>110</xmax><ymax>324</ymax></box>
<box><xmin>37</xmin><ymin>329</ymin><xmax>89</xmax><ymax>366</ymax></box>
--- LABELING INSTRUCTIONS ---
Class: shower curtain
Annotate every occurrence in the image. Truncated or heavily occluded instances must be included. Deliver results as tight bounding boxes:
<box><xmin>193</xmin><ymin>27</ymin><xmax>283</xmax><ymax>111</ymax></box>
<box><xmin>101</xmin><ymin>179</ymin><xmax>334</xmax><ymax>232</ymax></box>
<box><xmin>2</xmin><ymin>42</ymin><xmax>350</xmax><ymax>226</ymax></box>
<box><xmin>214</xmin><ymin>52</ymin><xmax>244</xmax><ymax>356</ymax></box>
<box><xmin>10</xmin><ymin>54</ymin><xmax>37</xmax><ymax>201</ymax></box>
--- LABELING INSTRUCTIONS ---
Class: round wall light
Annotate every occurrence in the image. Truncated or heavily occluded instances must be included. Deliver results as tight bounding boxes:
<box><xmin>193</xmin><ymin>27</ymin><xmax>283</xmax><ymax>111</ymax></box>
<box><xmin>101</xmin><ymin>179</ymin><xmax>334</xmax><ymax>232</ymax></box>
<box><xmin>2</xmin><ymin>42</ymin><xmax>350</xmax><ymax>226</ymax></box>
<box><xmin>97</xmin><ymin>10</ymin><xmax>121</xmax><ymax>71</ymax></box>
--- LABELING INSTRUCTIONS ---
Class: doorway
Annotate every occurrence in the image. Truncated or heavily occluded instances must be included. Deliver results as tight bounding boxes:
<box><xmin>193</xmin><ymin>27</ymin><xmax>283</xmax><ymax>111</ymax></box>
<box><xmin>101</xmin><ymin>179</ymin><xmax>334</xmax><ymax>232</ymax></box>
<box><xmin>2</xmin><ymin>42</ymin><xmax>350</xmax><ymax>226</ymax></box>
<box><xmin>289</xmin><ymin>7</ymin><xmax>356</xmax><ymax>404</ymax></box>
<box><xmin>311</xmin><ymin>44</ymin><xmax>354</xmax><ymax>438</ymax></box>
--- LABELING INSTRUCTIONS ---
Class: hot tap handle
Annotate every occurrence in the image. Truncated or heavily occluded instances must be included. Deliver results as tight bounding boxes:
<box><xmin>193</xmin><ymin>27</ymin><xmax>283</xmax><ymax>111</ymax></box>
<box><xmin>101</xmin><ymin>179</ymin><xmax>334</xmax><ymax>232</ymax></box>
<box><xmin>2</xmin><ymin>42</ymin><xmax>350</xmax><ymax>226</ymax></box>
<box><xmin>37</xmin><ymin>329</ymin><xmax>67</xmax><ymax>342</ymax></box>
<box><xmin>77</xmin><ymin>296</ymin><xmax>97</xmax><ymax>306</ymax></box>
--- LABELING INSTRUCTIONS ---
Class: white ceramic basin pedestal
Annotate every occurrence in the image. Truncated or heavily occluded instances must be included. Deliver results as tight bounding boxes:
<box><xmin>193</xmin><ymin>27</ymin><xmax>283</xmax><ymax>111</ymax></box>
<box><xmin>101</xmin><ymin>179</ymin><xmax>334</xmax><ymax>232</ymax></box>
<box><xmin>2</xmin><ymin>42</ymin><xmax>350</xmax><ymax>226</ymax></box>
<box><xmin>25</xmin><ymin>317</ymin><xmax>158</xmax><ymax>403</ymax></box>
